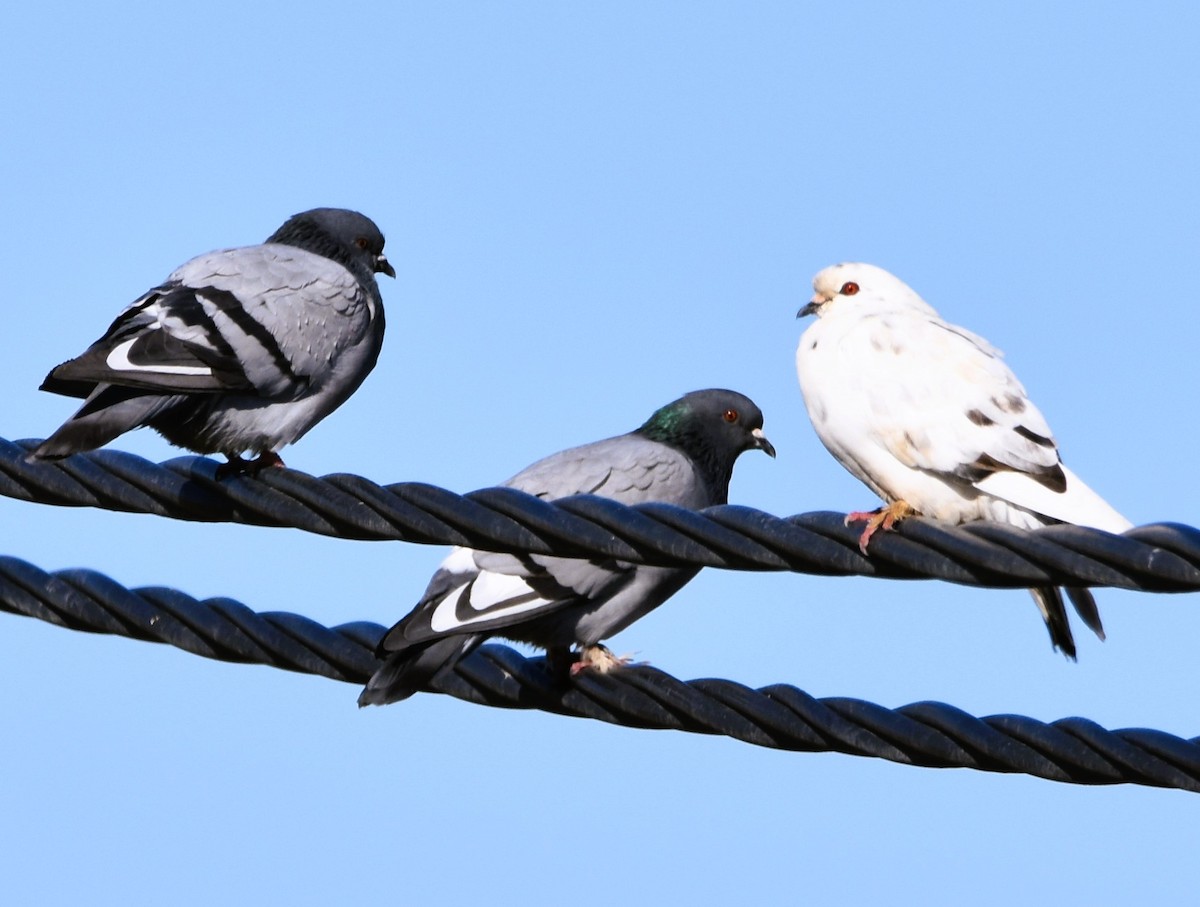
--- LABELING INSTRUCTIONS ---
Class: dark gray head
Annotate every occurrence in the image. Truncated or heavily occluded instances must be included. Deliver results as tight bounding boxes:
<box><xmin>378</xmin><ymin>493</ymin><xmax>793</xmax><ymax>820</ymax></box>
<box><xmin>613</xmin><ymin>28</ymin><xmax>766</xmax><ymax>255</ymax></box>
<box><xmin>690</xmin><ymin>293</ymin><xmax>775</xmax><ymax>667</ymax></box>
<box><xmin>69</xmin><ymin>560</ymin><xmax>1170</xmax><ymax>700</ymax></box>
<box><xmin>636</xmin><ymin>388</ymin><xmax>775</xmax><ymax>501</ymax></box>
<box><xmin>267</xmin><ymin>208</ymin><xmax>396</xmax><ymax>279</ymax></box>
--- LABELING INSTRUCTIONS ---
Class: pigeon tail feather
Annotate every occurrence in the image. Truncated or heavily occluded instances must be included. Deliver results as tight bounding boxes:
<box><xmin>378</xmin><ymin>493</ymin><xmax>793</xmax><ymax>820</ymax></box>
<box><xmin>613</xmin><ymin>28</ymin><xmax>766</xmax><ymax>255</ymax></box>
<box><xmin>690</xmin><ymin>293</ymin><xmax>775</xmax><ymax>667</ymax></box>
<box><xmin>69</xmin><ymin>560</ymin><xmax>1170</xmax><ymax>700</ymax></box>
<box><xmin>1065</xmin><ymin>586</ymin><xmax>1106</xmax><ymax>640</ymax></box>
<box><xmin>30</xmin><ymin>388</ymin><xmax>185</xmax><ymax>460</ymax></box>
<box><xmin>358</xmin><ymin>634</ymin><xmax>484</xmax><ymax>707</ymax></box>
<box><xmin>1029</xmin><ymin>586</ymin><xmax>1077</xmax><ymax>659</ymax></box>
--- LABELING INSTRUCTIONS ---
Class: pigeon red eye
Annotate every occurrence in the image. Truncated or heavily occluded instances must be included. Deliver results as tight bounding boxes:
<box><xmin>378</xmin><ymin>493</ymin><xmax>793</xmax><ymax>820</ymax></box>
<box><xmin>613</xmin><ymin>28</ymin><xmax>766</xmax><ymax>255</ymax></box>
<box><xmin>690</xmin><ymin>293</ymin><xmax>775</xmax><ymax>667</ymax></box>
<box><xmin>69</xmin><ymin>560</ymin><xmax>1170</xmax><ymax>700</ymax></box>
<box><xmin>356</xmin><ymin>237</ymin><xmax>370</xmax><ymax>250</ymax></box>
<box><xmin>840</xmin><ymin>281</ymin><xmax>860</xmax><ymax>296</ymax></box>
<box><xmin>723</xmin><ymin>409</ymin><xmax>739</xmax><ymax>423</ymax></box>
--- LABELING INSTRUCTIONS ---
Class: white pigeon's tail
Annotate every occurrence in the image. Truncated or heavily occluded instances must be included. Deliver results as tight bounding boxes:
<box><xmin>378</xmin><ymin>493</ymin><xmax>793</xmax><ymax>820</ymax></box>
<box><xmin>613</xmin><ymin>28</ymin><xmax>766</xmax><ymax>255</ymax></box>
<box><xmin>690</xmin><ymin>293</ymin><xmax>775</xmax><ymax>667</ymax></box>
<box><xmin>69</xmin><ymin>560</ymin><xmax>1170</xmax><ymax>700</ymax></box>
<box><xmin>975</xmin><ymin>464</ymin><xmax>1132</xmax><ymax>533</ymax></box>
<box><xmin>1028</xmin><ymin>585</ymin><xmax>1106</xmax><ymax>660</ymax></box>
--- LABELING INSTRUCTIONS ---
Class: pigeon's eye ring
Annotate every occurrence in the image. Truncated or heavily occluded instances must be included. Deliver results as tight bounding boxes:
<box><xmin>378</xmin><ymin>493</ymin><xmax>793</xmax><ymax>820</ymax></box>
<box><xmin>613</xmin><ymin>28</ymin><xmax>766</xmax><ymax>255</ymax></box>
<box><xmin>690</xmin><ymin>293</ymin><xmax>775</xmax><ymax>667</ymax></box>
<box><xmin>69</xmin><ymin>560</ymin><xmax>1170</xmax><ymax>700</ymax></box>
<box><xmin>840</xmin><ymin>281</ymin><xmax>860</xmax><ymax>296</ymax></box>
<box><xmin>355</xmin><ymin>237</ymin><xmax>370</xmax><ymax>250</ymax></box>
<box><xmin>723</xmin><ymin>409</ymin><xmax>739</xmax><ymax>423</ymax></box>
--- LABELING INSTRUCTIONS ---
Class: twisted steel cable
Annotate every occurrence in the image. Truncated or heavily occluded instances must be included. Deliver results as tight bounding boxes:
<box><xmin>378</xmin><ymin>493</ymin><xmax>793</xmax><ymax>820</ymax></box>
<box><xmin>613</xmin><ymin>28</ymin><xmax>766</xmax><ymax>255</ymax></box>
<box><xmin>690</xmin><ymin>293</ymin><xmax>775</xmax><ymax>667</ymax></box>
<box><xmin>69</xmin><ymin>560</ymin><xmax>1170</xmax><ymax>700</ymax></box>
<box><xmin>6</xmin><ymin>438</ymin><xmax>1200</xmax><ymax>791</ymax></box>
<box><xmin>1</xmin><ymin>552</ymin><xmax>1197</xmax><ymax>792</ymax></box>
<box><xmin>3</xmin><ymin>438</ymin><xmax>1200</xmax><ymax>592</ymax></box>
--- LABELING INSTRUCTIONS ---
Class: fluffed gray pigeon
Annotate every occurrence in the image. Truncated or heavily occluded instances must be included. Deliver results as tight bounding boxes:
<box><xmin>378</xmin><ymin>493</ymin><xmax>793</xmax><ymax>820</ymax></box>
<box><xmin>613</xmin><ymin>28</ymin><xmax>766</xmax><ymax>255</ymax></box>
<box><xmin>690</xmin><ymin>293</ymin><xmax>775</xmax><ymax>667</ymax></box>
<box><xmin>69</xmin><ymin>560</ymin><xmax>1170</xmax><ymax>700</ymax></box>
<box><xmin>32</xmin><ymin>207</ymin><xmax>394</xmax><ymax>472</ymax></box>
<box><xmin>359</xmin><ymin>388</ymin><xmax>776</xmax><ymax>706</ymax></box>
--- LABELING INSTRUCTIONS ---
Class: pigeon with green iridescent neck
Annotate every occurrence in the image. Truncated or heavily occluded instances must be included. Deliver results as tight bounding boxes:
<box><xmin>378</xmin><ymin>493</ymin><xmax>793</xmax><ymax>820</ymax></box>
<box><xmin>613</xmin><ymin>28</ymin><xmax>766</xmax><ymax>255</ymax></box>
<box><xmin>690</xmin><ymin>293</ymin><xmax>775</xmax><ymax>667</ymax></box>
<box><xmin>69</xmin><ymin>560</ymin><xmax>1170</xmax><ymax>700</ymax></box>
<box><xmin>32</xmin><ymin>208</ymin><xmax>394</xmax><ymax>473</ymax></box>
<box><xmin>359</xmin><ymin>389</ymin><xmax>776</xmax><ymax>706</ymax></box>
<box><xmin>796</xmin><ymin>261</ymin><xmax>1131</xmax><ymax>658</ymax></box>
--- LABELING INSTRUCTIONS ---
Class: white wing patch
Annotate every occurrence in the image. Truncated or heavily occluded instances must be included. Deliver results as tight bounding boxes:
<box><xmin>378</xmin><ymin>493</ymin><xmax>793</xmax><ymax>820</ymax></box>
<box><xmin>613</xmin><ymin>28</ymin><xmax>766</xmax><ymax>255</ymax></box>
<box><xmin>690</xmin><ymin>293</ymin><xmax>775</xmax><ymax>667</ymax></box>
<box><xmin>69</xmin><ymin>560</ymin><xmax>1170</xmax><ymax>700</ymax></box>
<box><xmin>429</xmin><ymin>571</ymin><xmax>550</xmax><ymax>633</ymax></box>
<box><xmin>976</xmin><ymin>465</ymin><xmax>1132</xmax><ymax>533</ymax></box>
<box><xmin>104</xmin><ymin>334</ymin><xmax>213</xmax><ymax>377</ymax></box>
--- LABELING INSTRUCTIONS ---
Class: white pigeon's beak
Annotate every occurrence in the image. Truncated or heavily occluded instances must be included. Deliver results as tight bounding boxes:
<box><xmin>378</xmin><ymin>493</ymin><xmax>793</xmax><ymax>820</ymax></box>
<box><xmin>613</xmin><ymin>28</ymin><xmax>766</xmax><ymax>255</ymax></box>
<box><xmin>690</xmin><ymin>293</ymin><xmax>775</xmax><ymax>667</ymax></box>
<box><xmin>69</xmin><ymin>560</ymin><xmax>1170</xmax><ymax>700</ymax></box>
<box><xmin>751</xmin><ymin>427</ymin><xmax>776</xmax><ymax>458</ymax></box>
<box><xmin>797</xmin><ymin>292</ymin><xmax>827</xmax><ymax>319</ymax></box>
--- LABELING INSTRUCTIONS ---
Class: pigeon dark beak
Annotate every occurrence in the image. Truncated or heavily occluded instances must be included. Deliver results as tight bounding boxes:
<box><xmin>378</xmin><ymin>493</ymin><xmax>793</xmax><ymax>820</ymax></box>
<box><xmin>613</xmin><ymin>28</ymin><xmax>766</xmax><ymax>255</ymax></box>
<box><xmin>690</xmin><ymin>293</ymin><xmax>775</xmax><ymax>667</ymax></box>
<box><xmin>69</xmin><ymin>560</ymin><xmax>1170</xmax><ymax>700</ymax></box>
<box><xmin>751</xmin><ymin>428</ymin><xmax>776</xmax><ymax>458</ymax></box>
<box><xmin>797</xmin><ymin>300</ymin><xmax>820</xmax><ymax>318</ymax></box>
<box><xmin>376</xmin><ymin>254</ymin><xmax>396</xmax><ymax>278</ymax></box>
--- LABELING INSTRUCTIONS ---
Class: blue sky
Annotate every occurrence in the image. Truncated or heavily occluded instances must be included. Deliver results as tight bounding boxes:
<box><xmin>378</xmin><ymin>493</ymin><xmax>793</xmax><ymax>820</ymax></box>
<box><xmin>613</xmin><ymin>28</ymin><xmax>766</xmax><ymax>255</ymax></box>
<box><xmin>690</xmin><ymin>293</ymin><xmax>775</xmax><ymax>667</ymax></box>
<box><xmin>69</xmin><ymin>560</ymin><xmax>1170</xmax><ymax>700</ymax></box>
<box><xmin>3</xmin><ymin>2</ymin><xmax>1199</xmax><ymax>903</ymax></box>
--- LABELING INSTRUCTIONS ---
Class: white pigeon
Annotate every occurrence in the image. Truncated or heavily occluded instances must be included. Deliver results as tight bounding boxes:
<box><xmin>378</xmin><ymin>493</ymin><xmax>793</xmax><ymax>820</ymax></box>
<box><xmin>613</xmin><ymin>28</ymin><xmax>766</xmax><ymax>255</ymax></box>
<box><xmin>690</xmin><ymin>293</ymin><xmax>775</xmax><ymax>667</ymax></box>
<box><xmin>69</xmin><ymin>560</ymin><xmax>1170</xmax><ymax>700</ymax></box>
<box><xmin>795</xmin><ymin>261</ymin><xmax>1131</xmax><ymax>658</ymax></box>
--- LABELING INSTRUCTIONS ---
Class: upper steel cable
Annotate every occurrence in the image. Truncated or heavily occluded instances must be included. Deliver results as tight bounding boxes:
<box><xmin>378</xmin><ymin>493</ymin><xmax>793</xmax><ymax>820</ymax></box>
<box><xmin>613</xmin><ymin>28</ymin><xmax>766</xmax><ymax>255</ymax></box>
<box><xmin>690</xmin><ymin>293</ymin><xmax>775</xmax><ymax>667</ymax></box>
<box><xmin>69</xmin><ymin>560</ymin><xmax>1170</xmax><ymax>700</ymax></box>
<box><xmin>2</xmin><ymin>438</ymin><xmax>1199</xmax><ymax>591</ymax></box>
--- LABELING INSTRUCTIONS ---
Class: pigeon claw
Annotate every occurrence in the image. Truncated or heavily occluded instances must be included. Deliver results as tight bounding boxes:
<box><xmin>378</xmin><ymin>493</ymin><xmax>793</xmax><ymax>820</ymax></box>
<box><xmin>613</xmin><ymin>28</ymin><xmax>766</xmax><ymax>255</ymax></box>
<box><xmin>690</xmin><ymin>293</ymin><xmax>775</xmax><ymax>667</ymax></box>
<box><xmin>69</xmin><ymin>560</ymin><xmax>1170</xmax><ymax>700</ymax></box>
<box><xmin>568</xmin><ymin>644</ymin><xmax>635</xmax><ymax>676</ymax></box>
<box><xmin>846</xmin><ymin>500</ymin><xmax>915</xmax><ymax>554</ymax></box>
<box><xmin>216</xmin><ymin>451</ymin><xmax>286</xmax><ymax>479</ymax></box>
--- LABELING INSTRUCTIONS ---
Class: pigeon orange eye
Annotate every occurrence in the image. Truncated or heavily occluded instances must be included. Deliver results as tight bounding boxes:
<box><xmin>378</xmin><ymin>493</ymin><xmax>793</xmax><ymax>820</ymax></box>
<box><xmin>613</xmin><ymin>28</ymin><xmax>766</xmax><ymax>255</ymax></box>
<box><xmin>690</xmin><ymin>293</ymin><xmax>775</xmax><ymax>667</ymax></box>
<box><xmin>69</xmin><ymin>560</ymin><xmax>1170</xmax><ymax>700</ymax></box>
<box><xmin>723</xmin><ymin>409</ymin><xmax>739</xmax><ymax>423</ymax></box>
<box><xmin>840</xmin><ymin>281</ymin><xmax>860</xmax><ymax>296</ymax></box>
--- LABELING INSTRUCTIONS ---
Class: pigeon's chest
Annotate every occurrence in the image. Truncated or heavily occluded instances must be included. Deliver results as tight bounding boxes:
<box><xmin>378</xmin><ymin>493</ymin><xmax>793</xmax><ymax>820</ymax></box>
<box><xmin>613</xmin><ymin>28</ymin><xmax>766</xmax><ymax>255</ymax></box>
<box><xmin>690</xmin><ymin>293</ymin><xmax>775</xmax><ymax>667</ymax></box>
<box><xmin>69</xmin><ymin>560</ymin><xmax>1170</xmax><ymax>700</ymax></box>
<box><xmin>797</xmin><ymin>314</ymin><xmax>905</xmax><ymax>429</ymax></box>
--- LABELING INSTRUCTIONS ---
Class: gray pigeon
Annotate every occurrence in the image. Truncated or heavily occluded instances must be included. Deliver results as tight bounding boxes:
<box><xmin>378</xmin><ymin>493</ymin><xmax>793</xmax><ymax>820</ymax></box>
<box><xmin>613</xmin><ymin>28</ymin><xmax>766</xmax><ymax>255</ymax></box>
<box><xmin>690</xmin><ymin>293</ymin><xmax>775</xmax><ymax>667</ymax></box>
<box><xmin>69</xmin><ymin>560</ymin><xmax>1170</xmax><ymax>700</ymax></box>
<box><xmin>32</xmin><ymin>208</ymin><xmax>394</xmax><ymax>472</ymax></box>
<box><xmin>359</xmin><ymin>388</ymin><xmax>776</xmax><ymax>706</ymax></box>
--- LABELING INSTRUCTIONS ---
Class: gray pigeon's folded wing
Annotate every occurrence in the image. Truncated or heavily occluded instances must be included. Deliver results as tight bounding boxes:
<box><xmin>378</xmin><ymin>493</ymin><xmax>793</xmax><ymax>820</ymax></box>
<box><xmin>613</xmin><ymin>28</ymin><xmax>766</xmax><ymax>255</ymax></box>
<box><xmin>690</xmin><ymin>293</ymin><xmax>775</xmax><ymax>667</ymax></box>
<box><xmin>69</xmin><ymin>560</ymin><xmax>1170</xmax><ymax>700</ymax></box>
<box><xmin>42</xmin><ymin>284</ymin><xmax>257</xmax><ymax>396</ymax></box>
<box><xmin>380</xmin><ymin>435</ymin><xmax>704</xmax><ymax>652</ymax></box>
<box><xmin>385</xmin><ymin>550</ymin><xmax>637</xmax><ymax>649</ymax></box>
<box><xmin>43</xmin><ymin>244</ymin><xmax>376</xmax><ymax>401</ymax></box>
